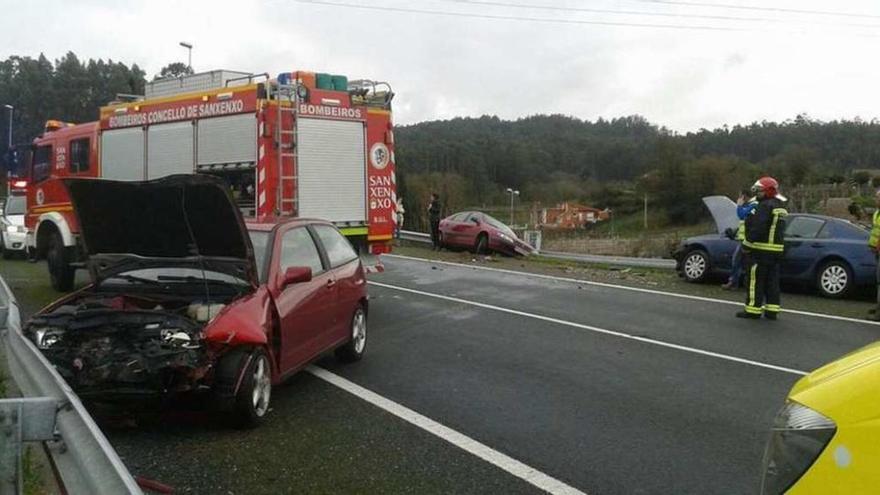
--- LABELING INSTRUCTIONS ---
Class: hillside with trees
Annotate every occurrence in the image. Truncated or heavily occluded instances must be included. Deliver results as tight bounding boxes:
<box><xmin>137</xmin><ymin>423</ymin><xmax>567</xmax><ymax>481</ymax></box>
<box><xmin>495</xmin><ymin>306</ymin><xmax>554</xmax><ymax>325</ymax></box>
<box><xmin>0</xmin><ymin>53</ymin><xmax>146</xmax><ymax>147</ymax></box>
<box><xmin>2</xmin><ymin>52</ymin><xmax>880</xmax><ymax>232</ymax></box>
<box><xmin>396</xmin><ymin>114</ymin><xmax>880</xmax><ymax>230</ymax></box>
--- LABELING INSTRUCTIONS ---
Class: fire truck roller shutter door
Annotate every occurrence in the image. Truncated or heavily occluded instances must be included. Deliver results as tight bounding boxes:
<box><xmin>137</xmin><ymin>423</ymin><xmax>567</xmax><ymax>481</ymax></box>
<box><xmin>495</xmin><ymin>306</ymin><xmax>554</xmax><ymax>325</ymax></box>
<box><xmin>197</xmin><ymin>114</ymin><xmax>257</xmax><ymax>167</ymax></box>
<box><xmin>101</xmin><ymin>127</ymin><xmax>146</xmax><ymax>180</ymax></box>
<box><xmin>147</xmin><ymin>121</ymin><xmax>195</xmax><ymax>179</ymax></box>
<box><xmin>297</xmin><ymin>118</ymin><xmax>367</xmax><ymax>224</ymax></box>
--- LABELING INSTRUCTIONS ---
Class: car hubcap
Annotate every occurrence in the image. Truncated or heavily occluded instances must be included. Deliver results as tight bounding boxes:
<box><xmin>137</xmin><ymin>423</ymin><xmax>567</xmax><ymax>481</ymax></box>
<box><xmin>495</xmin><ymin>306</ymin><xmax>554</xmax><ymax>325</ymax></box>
<box><xmin>251</xmin><ymin>356</ymin><xmax>271</xmax><ymax>417</ymax></box>
<box><xmin>684</xmin><ymin>254</ymin><xmax>706</xmax><ymax>279</ymax></box>
<box><xmin>352</xmin><ymin>310</ymin><xmax>367</xmax><ymax>354</ymax></box>
<box><xmin>821</xmin><ymin>266</ymin><xmax>848</xmax><ymax>294</ymax></box>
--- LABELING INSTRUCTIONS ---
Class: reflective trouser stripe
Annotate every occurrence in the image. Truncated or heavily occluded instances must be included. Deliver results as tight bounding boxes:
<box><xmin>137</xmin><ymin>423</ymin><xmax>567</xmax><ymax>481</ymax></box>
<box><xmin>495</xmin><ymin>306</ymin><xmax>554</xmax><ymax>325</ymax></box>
<box><xmin>746</xmin><ymin>263</ymin><xmax>759</xmax><ymax>312</ymax></box>
<box><xmin>742</xmin><ymin>241</ymin><xmax>784</xmax><ymax>252</ymax></box>
<box><xmin>765</xmin><ymin>304</ymin><xmax>781</xmax><ymax>313</ymax></box>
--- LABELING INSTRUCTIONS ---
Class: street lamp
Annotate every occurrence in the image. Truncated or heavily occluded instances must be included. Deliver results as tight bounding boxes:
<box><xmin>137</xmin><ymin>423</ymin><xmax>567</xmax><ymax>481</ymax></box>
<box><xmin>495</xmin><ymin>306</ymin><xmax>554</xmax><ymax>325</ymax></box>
<box><xmin>179</xmin><ymin>41</ymin><xmax>193</xmax><ymax>70</ymax></box>
<box><xmin>506</xmin><ymin>187</ymin><xmax>520</xmax><ymax>226</ymax></box>
<box><xmin>3</xmin><ymin>105</ymin><xmax>11</xmax><ymax>150</ymax></box>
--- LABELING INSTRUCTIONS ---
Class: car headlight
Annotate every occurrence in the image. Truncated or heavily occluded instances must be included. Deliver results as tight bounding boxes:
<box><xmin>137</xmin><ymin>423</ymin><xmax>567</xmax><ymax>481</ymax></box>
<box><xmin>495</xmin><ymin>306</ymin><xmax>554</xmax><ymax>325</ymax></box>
<box><xmin>760</xmin><ymin>401</ymin><xmax>836</xmax><ymax>495</ymax></box>
<box><xmin>498</xmin><ymin>233</ymin><xmax>514</xmax><ymax>243</ymax></box>
<box><xmin>5</xmin><ymin>225</ymin><xmax>24</xmax><ymax>233</ymax></box>
<box><xmin>33</xmin><ymin>328</ymin><xmax>65</xmax><ymax>349</ymax></box>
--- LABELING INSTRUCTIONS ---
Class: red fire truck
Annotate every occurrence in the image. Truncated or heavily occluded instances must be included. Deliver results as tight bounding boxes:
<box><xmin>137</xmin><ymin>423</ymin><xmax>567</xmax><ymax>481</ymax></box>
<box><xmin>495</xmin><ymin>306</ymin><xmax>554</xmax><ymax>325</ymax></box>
<box><xmin>25</xmin><ymin>70</ymin><xmax>397</xmax><ymax>291</ymax></box>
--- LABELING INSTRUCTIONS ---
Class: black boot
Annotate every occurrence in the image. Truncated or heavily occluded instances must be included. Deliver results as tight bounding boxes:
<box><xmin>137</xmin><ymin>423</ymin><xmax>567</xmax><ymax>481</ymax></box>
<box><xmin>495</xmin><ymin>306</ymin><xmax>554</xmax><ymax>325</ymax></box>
<box><xmin>764</xmin><ymin>312</ymin><xmax>778</xmax><ymax>320</ymax></box>
<box><xmin>736</xmin><ymin>311</ymin><xmax>761</xmax><ymax>319</ymax></box>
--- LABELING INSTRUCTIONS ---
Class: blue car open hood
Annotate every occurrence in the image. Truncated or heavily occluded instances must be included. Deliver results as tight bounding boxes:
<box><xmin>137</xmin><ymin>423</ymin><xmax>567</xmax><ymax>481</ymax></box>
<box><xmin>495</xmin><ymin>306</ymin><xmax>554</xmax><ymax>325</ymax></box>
<box><xmin>702</xmin><ymin>196</ymin><xmax>740</xmax><ymax>235</ymax></box>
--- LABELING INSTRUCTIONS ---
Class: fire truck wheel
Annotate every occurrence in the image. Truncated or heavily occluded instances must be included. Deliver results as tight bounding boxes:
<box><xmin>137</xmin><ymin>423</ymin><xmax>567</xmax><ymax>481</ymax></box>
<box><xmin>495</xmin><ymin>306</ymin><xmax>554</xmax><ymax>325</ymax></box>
<box><xmin>47</xmin><ymin>231</ymin><xmax>75</xmax><ymax>292</ymax></box>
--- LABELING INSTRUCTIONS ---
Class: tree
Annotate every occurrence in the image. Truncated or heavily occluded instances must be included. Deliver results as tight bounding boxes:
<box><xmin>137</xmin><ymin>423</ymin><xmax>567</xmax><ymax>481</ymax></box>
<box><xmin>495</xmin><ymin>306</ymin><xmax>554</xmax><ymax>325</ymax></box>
<box><xmin>155</xmin><ymin>62</ymin><xmax>193</xmax><ymax>80</ymax></box>
<box><xmin>0</xmin><ymin>53</ymin><xmax>146</xmax><ymax>154</ymax></box>
<box><xmin>852</xmin><ymin>171</ymin><xmax>872</xmax><ymax>195</ymax></box>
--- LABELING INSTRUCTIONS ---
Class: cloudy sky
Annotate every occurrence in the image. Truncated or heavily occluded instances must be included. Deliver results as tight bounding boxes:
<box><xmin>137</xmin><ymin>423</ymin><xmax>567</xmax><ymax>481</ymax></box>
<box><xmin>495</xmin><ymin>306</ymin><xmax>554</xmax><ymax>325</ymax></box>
<box><xmin>3</xmin><ymin>0</ymin><xmax>880</xmax><ymax>131</ymax></box>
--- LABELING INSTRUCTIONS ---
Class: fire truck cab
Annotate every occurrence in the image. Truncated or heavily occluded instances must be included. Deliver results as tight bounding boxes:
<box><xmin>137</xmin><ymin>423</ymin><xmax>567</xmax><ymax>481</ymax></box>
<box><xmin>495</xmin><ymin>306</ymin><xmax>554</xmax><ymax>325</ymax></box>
<box><xmin>26</xmin><ymin>70</ymin><xmax>397</xmax><ymax>291</ymax></box>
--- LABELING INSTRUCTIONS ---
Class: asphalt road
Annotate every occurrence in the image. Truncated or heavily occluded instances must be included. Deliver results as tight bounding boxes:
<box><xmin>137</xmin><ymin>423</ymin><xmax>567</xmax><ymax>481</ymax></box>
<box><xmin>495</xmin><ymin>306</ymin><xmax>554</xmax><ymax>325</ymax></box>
<box><xmin>323</xmin><ymin>255</ymin><xmax>879</xmax><ymax>494</ymax></box>
<box><xmin>5</xmin><ymin>254</ymin><xmax>879</xmax><ymax>494</ymax></box>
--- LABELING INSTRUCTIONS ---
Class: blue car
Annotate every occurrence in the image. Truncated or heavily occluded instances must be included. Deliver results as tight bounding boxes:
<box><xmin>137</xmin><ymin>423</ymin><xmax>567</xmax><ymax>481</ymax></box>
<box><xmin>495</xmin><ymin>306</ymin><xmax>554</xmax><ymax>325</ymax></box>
<box><xmin>673</xmin><ymin>196</ymin><xmax>877</xmax><ymax>298</ymax></box>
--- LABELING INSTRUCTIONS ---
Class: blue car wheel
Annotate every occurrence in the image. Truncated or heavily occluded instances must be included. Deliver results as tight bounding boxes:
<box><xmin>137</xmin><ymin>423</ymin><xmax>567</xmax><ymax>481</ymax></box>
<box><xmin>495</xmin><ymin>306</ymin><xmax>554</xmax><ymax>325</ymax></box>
<box><xmin>816</xmin><ymin>260</ymin><xmax>853</xmax><ymax>298</ymax></box>
<box><xmin>683</xmin><ymin>249</ymin><xmax>710</xmax><ymax>283</ymax></box>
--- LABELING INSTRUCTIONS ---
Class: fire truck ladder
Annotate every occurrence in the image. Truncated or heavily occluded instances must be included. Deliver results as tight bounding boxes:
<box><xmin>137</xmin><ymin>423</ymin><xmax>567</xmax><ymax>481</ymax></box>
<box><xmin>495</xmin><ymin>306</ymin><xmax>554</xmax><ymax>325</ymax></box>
<box><xmin>275</xmin><ymin>82</ymin><xmax>299</xmax><ymax>216</ymax></box>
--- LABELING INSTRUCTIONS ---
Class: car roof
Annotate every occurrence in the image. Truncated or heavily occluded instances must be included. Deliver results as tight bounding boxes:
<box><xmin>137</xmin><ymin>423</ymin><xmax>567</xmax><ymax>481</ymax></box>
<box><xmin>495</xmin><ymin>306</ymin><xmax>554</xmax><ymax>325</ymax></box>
<box><xmin>244</xmin><ymin>217</ymin><xmax>333</xmax><ymax>232</ymax></box>
<box><xmin>789</xmin><ymin>213</ymin><xmax>851</xmax><ymax>224</ymax></box>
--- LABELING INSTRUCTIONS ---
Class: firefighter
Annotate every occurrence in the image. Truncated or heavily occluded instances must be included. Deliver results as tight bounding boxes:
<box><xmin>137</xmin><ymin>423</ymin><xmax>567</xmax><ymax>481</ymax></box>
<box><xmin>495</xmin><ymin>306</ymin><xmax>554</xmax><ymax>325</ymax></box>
<box><xmin>867</xmin><ymin>189</ymin><xmax>880</xmax><ymax>321</ymax></box>
<box><xmin>428</xmin><ymin>193</ymin><xmax>442</xmax><ymax>250</ymax></box>
<box><xmin>737</xmin><ymin>177</ymin><xmax>788</xmax><ymax>320</ymax></box>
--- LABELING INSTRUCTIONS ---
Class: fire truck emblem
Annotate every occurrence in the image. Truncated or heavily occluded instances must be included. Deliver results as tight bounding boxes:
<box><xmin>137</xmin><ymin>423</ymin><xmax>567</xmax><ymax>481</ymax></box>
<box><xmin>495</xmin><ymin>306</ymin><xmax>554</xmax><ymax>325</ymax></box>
<box><xmin>370</xmin><ymin>143</ymin><xmax>390</xmax><ymax>170</ymax></box>
<box><xmin>36</xmin><ymin>188</ymin><xmax>45</xmax><ymax>206</ymax></box>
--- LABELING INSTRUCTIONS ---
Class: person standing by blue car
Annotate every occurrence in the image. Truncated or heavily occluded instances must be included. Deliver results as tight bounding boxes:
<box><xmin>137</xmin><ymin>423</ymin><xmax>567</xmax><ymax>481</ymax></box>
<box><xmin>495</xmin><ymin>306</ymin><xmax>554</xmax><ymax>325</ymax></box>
<box><xmin>736</xmin><ymin>177</ymin><xmax>788</xmax><ymax>320</ymax></box>
<box><xmin>722</xmin><ymin>190</ymin><xmax>758</xmax><ymax>290</ymax></box>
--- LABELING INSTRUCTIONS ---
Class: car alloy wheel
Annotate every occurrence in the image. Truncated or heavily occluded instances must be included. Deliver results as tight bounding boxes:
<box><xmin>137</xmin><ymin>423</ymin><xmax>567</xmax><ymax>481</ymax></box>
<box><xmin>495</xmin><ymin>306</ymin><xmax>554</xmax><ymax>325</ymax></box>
<box><xmin>251</xmin><ymin>354</ymin><xmax>272</xmax><ymax>418</ymax></box>
<box><xmin>336</xmin><ymin>305</ymin><xmax>367</xmax><ymax>363</ymax></box>
<box><xmin>819</xmin><ymin>263</ymin><xmax>850</xmax><ymax>297</ymax></box>
<box><xmin>683</xmin><ymin>251</ymin><xmax>708</xmax><ymax>282</ymax></box>
<box><xmin>352</xmin><ymin>308</ymin><xmax>367</xmax><ymax>354</ymax></box>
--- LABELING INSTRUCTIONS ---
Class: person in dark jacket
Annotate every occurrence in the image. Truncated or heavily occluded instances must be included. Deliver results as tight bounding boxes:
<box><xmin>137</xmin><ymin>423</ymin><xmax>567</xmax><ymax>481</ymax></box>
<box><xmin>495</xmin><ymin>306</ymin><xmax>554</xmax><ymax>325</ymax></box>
<box><xmin>428</xmin><ymin>193</ymin><xmax>442</xmax><ymax>250</ymax></box>
<box><xmin>737</xmin><ymin>176</ymin><xmax>788</xmax><ymax>320</ymax></box>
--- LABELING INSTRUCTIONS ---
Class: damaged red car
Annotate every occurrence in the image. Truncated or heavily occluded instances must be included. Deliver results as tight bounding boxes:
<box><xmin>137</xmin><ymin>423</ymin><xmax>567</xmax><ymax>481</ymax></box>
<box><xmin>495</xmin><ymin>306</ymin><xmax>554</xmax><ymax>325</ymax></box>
<box><xmin>25</xmin><ymin>175</ymin><xmax>368</xmax><ymax>427</ymax></box>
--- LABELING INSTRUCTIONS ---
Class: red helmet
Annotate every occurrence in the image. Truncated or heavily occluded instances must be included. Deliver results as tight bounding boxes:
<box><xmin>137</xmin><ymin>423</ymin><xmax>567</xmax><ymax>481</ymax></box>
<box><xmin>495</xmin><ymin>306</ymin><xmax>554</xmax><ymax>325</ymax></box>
<box><xmin>752</xmin><ymin>176</ymin><xmax>780</xmax><ymax>199</ymax></box>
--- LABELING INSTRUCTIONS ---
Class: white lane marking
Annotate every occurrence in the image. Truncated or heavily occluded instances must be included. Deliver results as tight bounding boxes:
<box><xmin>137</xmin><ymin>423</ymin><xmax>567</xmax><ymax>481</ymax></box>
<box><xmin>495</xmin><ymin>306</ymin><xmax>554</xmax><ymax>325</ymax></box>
<box><xmin>369</xmin><ymin>281</ymin><xmax>808</xmax><ymax>376</ymax></box>
<box><xmin>307</xmin><ymin>366</ymin><xmax>586</xmax><ymax>495</ymax></box>
<box><xmin>384</xmin><ymin>254</ymin><xmax>880</xmax><ymax>327</ymax></box>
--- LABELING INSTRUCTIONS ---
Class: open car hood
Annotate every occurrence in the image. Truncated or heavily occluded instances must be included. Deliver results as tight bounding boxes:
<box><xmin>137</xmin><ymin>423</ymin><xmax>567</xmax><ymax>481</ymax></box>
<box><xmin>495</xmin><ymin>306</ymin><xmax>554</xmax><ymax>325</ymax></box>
<box><xmin>702</xmin><ymin>195</ymin><xmax>740</xmax><ymax>235</ymax></box>
<box><xmin>63</xmin><ymin>174</ymin><xmax>258</xmax><ymax>286</ymax></box>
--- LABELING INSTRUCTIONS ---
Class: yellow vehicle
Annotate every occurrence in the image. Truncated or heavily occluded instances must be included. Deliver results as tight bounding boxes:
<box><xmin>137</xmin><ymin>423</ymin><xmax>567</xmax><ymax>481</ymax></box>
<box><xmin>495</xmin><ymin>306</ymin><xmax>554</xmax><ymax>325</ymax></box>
<box><xmin>761</xmin><ymin>342</ymin><xmax>880</xmax><ymax>494</ymax></box>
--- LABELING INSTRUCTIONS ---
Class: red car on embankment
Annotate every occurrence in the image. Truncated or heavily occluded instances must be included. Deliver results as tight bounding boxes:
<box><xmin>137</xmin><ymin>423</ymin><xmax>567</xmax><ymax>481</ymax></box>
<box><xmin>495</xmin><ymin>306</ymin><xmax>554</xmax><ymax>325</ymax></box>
<box><xmin>439</xmin><ymin>211</ymin><xmax>535</xmax><ymax>256</ymax></box>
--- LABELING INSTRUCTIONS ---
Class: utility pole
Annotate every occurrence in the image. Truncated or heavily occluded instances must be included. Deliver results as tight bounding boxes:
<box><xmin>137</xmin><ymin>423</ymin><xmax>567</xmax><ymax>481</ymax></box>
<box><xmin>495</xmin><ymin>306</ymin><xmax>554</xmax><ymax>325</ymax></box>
<box><xmin>643</xmin><ymin>193</ymin><xmax>648</xmax><ymax>229</ymax></box>
<box><xmin>506</xmin><ymin>188</ymin><xmax>519</xmax><ymax>226</ymax></box>
<box><xmin>3</xmin><ymin>105</ymin><xmax>11</xmax><ymax>150</ymax></box>
<box><xmin>2</xmin><ymin>104</ymin><xmax>11</xmax><ymax>182</ymax></box>
<box><xmin>179</xmin><ymin>42</ymin><xmax>193</xmax><ymax>71</ymax></box>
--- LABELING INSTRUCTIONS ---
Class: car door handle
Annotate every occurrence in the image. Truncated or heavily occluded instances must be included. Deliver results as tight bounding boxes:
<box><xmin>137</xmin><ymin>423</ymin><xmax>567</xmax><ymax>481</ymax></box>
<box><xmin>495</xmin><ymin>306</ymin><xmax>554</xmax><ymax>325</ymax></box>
<box><xmin>326</xmin><ymin>279</ymin><xmax>336</xmax><ymax>288</ymax></box>
<box><xmin>810</xmin><ymin>243</ymin><xmax>824</xmax><ymax>248</ymax></box>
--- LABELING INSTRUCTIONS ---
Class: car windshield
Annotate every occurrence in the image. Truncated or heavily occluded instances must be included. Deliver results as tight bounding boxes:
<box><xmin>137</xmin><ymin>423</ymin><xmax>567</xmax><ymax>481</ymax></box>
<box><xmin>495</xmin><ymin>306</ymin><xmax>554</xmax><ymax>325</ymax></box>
<box><xmin>482</xmin><ymin>213</ymin><xmax>516</xmax><ymax>237</ymax></box>
<box><xmin>248</xmin><ymin>230</ymin><xmax>270</xmax><ymax>282</ymax></box>
<box><xmin>103</xmin><ymin>267</ymin><xmax>249</xmax><ymax>286</ymax></box>
<box><xmin>4</xmin><ymin>195</ymin><xmax>25</xmax><ymax>216</ymax></box>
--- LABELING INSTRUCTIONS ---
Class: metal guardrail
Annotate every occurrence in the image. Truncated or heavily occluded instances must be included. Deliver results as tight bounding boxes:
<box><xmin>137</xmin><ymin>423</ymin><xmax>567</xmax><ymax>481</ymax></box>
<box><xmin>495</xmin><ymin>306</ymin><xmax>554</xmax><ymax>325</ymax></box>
<box><xmin>398</xmin><ymin>230</ymin><xmax>431</xmax><ymax>243</ymax></box>
<box><xmin>398</xmin><ymin>230</ymin><xmax>676</xmax><ymax>270</ymax></box>
<box><xmin>0</xmin><ymin>276</ymin><xmax>142</xmax><ymax>495</ymax></box>
<box><xmin>537</xmin><ymin>250</ymin><xmax>676</xmax><ymax>270</ymax></box>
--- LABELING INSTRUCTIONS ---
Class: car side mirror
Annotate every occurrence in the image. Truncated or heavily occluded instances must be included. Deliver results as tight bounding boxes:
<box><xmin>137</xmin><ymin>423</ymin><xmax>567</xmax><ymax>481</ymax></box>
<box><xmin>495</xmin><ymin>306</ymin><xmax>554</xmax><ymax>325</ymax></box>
<box><xmin>281</xmin><ymin>266</ymin><xmax>312</xmax><ymax>289</ymax></box>
<box><xmin>470</xmin><ymin>218</ymin><xmax>480</xmax><ymax>225</ymax></box>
